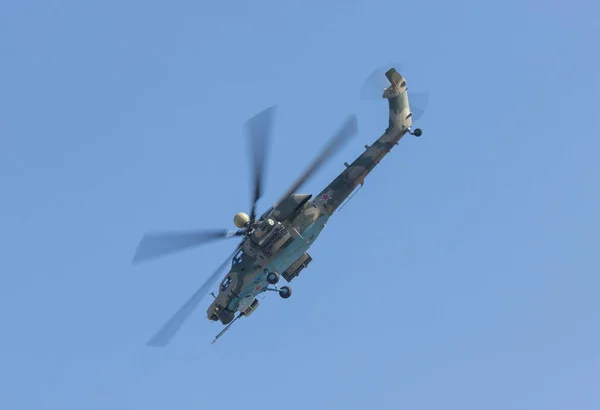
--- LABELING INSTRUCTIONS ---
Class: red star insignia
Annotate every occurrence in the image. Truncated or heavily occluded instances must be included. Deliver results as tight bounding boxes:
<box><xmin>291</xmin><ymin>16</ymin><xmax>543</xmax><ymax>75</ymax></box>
<box><xmin>321</xmin><ymin>193</ymin><xmax>330</xmax><ymax>201</ymax></box>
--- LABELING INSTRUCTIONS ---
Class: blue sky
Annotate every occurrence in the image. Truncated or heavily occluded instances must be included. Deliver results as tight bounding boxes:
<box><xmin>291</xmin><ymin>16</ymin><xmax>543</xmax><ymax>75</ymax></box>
<box><xmin>1</xmin><ymin>0</ymin><xmax>599</xmax><ymax>409</ymax></box>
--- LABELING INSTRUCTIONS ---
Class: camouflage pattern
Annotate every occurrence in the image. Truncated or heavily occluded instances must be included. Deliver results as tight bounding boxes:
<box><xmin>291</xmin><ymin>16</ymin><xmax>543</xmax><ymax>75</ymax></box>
<box><xmin>206</xmin><ymin>68</ymin><xmax>419</xmax><ymax>324</ymax></box>
<box><xmin>313</xmin><ymin>68</ymin><xmax>414</xmax><ymax>215</ymax></box>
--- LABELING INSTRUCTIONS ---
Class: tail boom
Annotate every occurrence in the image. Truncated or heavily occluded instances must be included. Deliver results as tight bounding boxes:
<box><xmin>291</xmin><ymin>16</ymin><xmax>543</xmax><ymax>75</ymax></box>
<box><xmin>313</xmin><ymin>68</ymin><xmax>420</xmax><ymax>214</ymax></box>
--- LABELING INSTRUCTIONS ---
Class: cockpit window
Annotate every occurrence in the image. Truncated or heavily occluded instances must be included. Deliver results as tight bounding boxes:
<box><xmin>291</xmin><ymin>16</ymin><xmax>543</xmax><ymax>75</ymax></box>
<box><xmin>220</xmin><ymin>276</ymin><xmax>233</xmax><ymax>292</ymax></box>
<box><xmin>232</xmin><ymin>250</ymin><xmax>244</xmax><ymax>267</ymax></box>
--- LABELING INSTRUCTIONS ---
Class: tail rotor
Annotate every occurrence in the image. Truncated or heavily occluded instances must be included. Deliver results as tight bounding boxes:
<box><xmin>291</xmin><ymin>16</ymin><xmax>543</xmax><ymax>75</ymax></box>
<box><xmin>360</xmin><ymin>62</ymin><xmax>430</xmax><ymax>122</ymax></box>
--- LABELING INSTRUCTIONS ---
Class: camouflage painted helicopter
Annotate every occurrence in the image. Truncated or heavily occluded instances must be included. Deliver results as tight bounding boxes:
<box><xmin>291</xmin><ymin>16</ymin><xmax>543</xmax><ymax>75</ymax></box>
<box><xmin>133</xmin><ymin>67</ymin><xmax>426</xmax><ymax>346</ymax></box>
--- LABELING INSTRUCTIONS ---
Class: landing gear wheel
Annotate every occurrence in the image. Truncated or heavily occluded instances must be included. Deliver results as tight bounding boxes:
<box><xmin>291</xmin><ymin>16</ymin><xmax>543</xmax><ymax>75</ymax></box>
<box><xmin>267</xmin><ymin>271</ymin><xmax>280</xmax><ymax>285</ymax></box>
<box><xmin>279</xmin><ymin>286</ymin><xmax>292</xmax><ymax>299</ymax></box>
<box><xmin>412</xmin><ymin>128</ymin><xmax>422</xmax><ymax>137</ymax></box>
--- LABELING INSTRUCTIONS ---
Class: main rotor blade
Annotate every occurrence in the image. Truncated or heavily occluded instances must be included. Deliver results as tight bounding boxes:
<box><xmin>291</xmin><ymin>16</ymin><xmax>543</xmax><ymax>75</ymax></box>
<box><xmin>271</xmin><ymin>114</ymin><xmax>359</xmax><ymax>210</ymax></box>
<box><xmin>146</xmin><ymin>243</ymin><xmax>243</xmax><ymax>347</ymax></box>
<box><xmin>246</xmin><ymin>105</ymin><xmax>277</xmax><ymax>221</ymax></box>
<box><xmin>132</xmin><ymin>229</ymin><xmax>241</xmax><ymax>265</ymax></box>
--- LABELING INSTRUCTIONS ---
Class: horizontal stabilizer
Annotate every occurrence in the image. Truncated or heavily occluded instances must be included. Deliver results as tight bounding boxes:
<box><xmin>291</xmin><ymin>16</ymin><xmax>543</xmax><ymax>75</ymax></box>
<box><xmin>385</xmin><ymin>68</ymin><xmax>405</xmax><ymax>87</ymax></box>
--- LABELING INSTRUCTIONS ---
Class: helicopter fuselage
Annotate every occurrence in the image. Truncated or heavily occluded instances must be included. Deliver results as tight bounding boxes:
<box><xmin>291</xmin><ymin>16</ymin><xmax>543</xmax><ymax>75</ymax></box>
<box><xmin>207</xmin><ymin>68</ymin><xmax>420</xmax><ymax>324</ymax></box>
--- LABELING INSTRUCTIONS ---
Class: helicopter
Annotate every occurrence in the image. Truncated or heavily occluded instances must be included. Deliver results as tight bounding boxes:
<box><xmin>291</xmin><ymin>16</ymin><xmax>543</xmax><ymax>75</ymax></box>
<box><xmin>132</xmin><ymin>67</ymin><xmax>427</xmax><ymax>346</ymax></box>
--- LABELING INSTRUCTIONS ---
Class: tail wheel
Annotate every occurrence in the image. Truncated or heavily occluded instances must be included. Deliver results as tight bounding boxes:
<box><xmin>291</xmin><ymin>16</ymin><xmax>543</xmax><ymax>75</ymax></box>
<box><xmin>279</xmin><ymin>286</ymin><xmax>292</xmax><ymax>299</ymax></box>
<box><xmin>267</xmin><ymin>271</ymin><xmax>280</xmax><ymax>285</ymax></box>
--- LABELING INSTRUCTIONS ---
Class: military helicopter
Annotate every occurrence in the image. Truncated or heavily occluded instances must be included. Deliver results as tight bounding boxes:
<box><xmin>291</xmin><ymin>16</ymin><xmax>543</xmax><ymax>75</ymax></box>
<box><xmin>133</xmin><ymin>67</ymin><xmax>427</xmax><ymax>346</ymax></box>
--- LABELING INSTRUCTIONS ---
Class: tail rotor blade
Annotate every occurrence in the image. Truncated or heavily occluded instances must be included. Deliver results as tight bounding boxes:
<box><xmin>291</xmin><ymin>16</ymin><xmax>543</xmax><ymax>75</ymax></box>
<box><xmin>145</xmin><ymin>243</ymin><xmax>243</xmax><ymax>347</ymax></box>
<box><xmin>409</xmin><ymin>91</ymin><xmax>430</xmax><ymax>121</ymax></box>
<box><xmin>361</xmin><ymin>63</ymin><xmax>430</xmax><ymax>121</ymax></box>
<box><xmin>132</xmin><ymin>229</ymin><xmax>242</xmax><ymax>265</ymax></box>
<box><xmin>360</xmin><ymin>62</ymin><xmax>404</xmax><ymax>101</ymax></box>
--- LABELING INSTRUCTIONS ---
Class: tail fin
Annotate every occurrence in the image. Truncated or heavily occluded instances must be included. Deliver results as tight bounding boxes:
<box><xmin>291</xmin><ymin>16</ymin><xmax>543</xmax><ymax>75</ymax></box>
<box><xmin>382</xmin><ymin>68</ymin><xmax>412</xmax><ymax>132</ymax></box>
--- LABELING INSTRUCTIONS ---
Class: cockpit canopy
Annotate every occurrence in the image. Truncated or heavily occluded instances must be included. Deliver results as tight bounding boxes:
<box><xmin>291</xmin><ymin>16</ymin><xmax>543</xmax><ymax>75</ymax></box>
<box><xmin>231</xmin><ymin>249</ymin><xmax>244</xmax><ymax>267</ymax></box>
<box><xmin>220</xmin><ymin>275</ymin><xmax>233</xmax><ymax>292</ymax></box>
